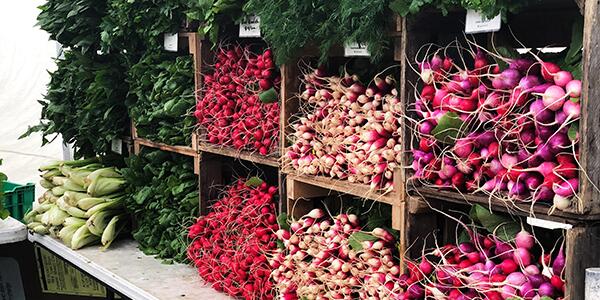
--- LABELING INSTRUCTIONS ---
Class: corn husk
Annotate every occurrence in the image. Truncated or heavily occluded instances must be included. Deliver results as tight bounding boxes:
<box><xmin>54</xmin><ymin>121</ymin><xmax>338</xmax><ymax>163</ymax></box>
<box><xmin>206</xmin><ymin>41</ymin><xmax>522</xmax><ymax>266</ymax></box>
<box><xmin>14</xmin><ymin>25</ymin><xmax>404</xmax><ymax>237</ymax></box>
<box><xmin>51</xmin><ymin>186</ymin><xmax>65</xmax><ymax>196</ymax></box>
<box><xmin>84</xmin><ymin>200</ymin><xmax>123</xmax><ymax>217</ymax></box>
<box><xmin>77</xmin><ymin>197</ymin><xmax>107</xmax><ymax>210</ymax></box>
<box><xmin>67</xmin><ymin>206</ymin><xmax>88</xmax><ymax>219</ymax></box>
<box><xmin>33</xmin><ymin>224</ymin><xmax>49</xmax><ymax>235</ymax></box>
<box><xmin>42</xmin><ymin>169</ymin><xmax>61</xmax><ymax>180</ymax></box>
<box><xmin>63</xmin><ymin>216</ymin><xmax>86</xmax><ymax>227</ymax></box>
<box><xmin>27</xmin><ymin>221</ymin><xmax>42</xmax><ymax>230</ymax></box>
<box><xmin>68</xmin><ymin>169</ymin><xmax>92</xmax><ymax>187</ymax></box>
<box><xmin>23</xmin><ymin>210</ymin><xmax>38</xmax><ymax>223</ymax></box>
<box><xmin>34</xmin><ymin>202</ymin><xmax>54</xmax><ymax>214</ymax></box>
<box><xmin>60</xmin><ymin>165</ymin><xmax>72</xmax><ymax>177</ymax></box>
<box><xmin>63</xmin><ymin>179</ymin><xmax>86</xmax><ymax>192</ymax></box>
<box><xmin>49</xmin><ymin>226</ymin><xmax>61</xmax><ymax>238</ymax></box>
<box><xmin>101</xmin><ymin>214</ymin><xmax>127</xmax><ymax>250</ymax></box>
<box><xmin>42</xmin><ymin>206</ymin><xmax>69</xmax><ymax>226</ymax></box>
<box><xmin>51</xmin><ymin>176</ymin><xmax>68</xmax><ymax>186</ymax></box>
<box><xmin>39</xmin><ymin>161</ymin><xmax>60</xmax><ymax>171</ymax></box>
<box><xmin>85</xmin><ymin>167</ymin><xmax>121</xmax><ymax>188</ymax></box>
<box><xmin>86</xmin><ymin>210</ymin><xmax>116</xmax><ymax>236</ymax></box>
<box><xmin>56</xmin><ymin>196</ymin><xmax>71</xmax><ymax>211</ymax></box>
<box><xmin>45</xmin><ymin>192</ymin><xmax>59</xmax><ymax>204</ymax></box>
<box><xmin>62</xmin><ymin>157</ymin><xmax>99</xmax><ymax>167</ymax></box>
<box><xmin>71</xmin><ymin>225</ymin><xmax>99</xmax><ymax>249</ymax></box>
<box><xmin>59</xmin><ymin>224</ymin><xmax>82</xmax><ymax>246</ymax></box>
<box><xmin>63</xmin><ymin>191</ymin><xmax>89</xmax><ymax>206</ymax></box>
<box><xmin>87</xmin><ymin>177</ymin><xmax>125</xmax><ymax>197</ymax></box>
<box><xmin>40</xmin><ymin>179</ymin><xmax>55</xmax><ymax>189</ymax></box>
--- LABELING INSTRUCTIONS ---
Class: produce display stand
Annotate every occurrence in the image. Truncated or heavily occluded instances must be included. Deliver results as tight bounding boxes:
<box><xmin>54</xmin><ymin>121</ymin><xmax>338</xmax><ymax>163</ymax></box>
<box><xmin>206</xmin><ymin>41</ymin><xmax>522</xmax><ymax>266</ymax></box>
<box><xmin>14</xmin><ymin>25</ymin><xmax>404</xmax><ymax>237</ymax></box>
<box><xmin>28</xmin><ymin>233</ymin><xmax>232</xmax><ymax>300</ymax></box>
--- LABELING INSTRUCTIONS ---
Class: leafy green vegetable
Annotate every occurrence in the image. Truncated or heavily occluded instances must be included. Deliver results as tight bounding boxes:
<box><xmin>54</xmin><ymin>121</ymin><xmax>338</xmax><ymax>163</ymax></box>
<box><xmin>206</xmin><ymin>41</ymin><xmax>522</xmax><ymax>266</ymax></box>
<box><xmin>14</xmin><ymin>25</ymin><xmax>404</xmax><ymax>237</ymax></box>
<box><xmin>122</xmin><ymin>149</ymin><xmax>199</xmax><ymax>263</ymax></box>
<box><xmin>470</xmin><ymin>204</ymin><xmax>519</xmax><ymax>242</ymax></box>
<box><xmin>243</xmin><ymin>0</ymin><xmax>391</xmax><ymax>65</ymax></box>
<box><xmin>348</xmin><ymin>232</ymin><xmax>379</xmax><ymax>251</ymax></box>
<box><xmin>100</xmin><ymin>0</ymin><xmax>188</xmax><ymax>53</ymax></box>
<box><xmin>389</xmin><ymin>0</ymin><xmax>541</xmax><ymax>19</ymax></box>
<box><xmin>431</xmin><ymin>112</ymin><xmax>464</xmax><ymax>144</ymax></box>
<box><xmin>21</xmin><ymin>51</ymin><xmax>130</xmax><ymax>158</ymax></box>
<box><xmin>37</xmin><ymin>0</ymin><xmax>106</xmax><ymax>53</ymax></box>
<box><xmin>186</xmin><ymin>0</ymin><xmax>243</xmax><ymax>45</ymax></box>
<box><xmin>277</xmin><ymin>213</ymin><xmax>290</xmax><ymax>231</ymax></box>
<box><xmin>128</xmin><ymin>52</ymin><xmax>195</xmax><ymax>146</ymax></box>
<box><xmin>0</xmin><ymin>159</ymin><xmax>8</xmax><ymax>219</ymax></box>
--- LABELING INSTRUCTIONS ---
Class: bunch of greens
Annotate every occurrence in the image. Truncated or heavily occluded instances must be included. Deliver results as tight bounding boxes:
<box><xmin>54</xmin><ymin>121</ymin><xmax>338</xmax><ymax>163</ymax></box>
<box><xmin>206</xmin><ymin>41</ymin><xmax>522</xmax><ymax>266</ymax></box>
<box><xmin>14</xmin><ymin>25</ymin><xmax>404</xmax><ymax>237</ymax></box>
<box><xmin>21</xmin><ymin>51</ymin><xmax>129</xmax><ymax>158</ymax></box>
<box><xmin>128</xmin><ymin>52</ymin><xmax>195</xmax><ymax>146</ymax></box>
<box><xmin>186</xmin><ymin>0</ymin><xmax>243</xmax><ymax>45</ymax></box>
<box><xmin>121</xmin><ymin>149</ymin><xmax>199</xmax><ymax>263</ymax></box>
<box><xmin>0</xmin><ymin>159</ymin><xmax>8</xmax><ymax>219</ymax></box>
<box><xmin>243</xmin><ymin>0</ymin><xmax>391</xmax><ymax>65</ymax></box>
<box><xmin>100</xmin><ymin>0</ymin><xmax>188</xmax><ymax>53</ymax></box>
<box><xmin>389</xmin><ymin>0</ymin><xmax>541</xmax><ymax>19</ymax></box>
<box><xmin>37</xmin><ymin>0</ymin><xmax>107</xmax><ymax>53</ymax></box>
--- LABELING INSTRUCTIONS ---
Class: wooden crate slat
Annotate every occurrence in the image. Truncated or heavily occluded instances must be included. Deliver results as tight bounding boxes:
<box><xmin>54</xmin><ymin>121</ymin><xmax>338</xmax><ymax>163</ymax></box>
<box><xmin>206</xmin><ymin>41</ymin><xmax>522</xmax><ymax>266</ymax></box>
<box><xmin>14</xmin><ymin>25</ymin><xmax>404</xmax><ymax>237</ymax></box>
<box><xmin>197</xmin><ymin>143</ymin><xmax>279</xmax><ymax>167</ymax></box>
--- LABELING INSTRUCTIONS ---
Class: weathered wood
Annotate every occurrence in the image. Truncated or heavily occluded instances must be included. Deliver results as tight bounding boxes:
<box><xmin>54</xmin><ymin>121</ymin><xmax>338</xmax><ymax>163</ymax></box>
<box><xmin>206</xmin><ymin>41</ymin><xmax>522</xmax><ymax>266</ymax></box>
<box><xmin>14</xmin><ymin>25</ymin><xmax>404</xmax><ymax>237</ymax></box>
<box><xmin>580</xmin><ymin>0</ymin><xmax>600</xmax><ymax>215</ymax></box>
<box><xmin>565</xmin><ymin>225</ymin><xmax>600</xmax><ymax>300</ymax></box>
<box><xmin>198</xmin><ymin>154</ymin><xmax>223</xmax><ymax>215</ymax></box>
<box><xmin>286</xmin><ymin>177</ymin><xmax>317</xmax><ymax>219</ymax></box>
<box><xmin>197</xmin><ymin>142</ymin><xmax>279</xmax><ymax>167</ymax></box>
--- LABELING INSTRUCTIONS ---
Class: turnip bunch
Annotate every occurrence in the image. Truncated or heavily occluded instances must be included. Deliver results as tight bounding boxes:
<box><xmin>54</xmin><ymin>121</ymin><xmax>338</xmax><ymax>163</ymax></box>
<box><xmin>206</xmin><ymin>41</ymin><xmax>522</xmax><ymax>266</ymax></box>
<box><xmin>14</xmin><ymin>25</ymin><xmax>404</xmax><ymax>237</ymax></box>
<box><xmin>286</xmin><ymin>67</ymin><xmax>402</xmax><ymax>191</ymax></box>
<box><xmin>195</xmin><ymin>44</ymin><xmax>280</xmax><ymax>156</ymax></box>
<box><xmin>187</xmin><ymin>179</ymin><xmax>278</xmax><ymax>300</ymax></box>
<box><xmin>271</xmin><ymin>208</ymin><xmax>403</xmax><ymax>299</ymax></box>
<box><xmin>410</xmin><ymin>42</ymin><xmax>581</xmax><ymax>212</ymax></box>
<box><xmin>397</xmin><ymin>226</ymin><xmax>566</xmax><ymax>300</ymax></box>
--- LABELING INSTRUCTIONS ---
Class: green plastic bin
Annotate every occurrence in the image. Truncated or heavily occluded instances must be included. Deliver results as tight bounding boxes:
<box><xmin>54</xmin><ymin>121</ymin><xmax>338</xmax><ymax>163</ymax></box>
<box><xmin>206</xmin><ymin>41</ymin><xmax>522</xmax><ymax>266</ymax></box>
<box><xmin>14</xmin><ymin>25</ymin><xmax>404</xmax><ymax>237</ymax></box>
<box><xmin>3</xmin><ymin>181</ymin><xmax>35</xmax><ymax>222</ymax></box>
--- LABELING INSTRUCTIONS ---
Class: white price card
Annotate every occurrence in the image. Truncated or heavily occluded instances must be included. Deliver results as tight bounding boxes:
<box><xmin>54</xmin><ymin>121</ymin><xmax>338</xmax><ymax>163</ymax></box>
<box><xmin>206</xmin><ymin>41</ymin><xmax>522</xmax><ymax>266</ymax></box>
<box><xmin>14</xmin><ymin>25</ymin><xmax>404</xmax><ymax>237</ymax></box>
<box><xmin>344</xmin><ymin>42</ymin><xmax>370</xmax><ymax>57</ymax></box>
<box><xmin>111</xmin><ymin>138</ymin><xmax>123</xmax><ymax>155</ymax></box>
<box><xmin>526</xmin><ymin>217</ymin><xmax>573</xmax><ymax>230</ymax></box>
<box><xmin>164</xmin><ymin>33</ymin><xmax>178</xmax><ymax>52</ymax></box>
<box><xmin>239</xmin><ymin>15</ymin><xmax>261</xmax><ymax>38</ymax></box>
<box><xmin>465</xmin><ymin>10</ymin><xmax>501</xmax><ymax>34</ymax></box>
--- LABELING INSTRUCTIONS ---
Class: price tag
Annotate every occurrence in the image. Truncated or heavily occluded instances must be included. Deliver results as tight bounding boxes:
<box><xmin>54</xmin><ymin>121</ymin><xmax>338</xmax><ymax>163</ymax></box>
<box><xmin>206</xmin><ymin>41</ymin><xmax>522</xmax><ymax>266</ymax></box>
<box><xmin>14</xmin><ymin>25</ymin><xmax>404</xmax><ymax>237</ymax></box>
<box><xmin>239</xmin><ymin>15</ymin><xmax>261</xmax><ymax>38</ymax></box>
<box><xmin>111</xmin><ymin>138</ymin><xmax>123</xmax><ymax>155</ymax></box>
<box><xmin>344</xmin><ymin>42</ymin><xmax>370</xmax><ymax>57</ymax></box>
<box><xmin>163</xmin><ymin>33</ymin><xmax>178</xmax><ymax>52</ymax></box>
<box><xmin>465</xmin><ymin>10</ymin><xmax>501</xmax><ymax>34</ymax></box>
<box><xmin>526</xmin><ymin>217</ymin><xmax>573</xmax><ymax>230</ymax></box>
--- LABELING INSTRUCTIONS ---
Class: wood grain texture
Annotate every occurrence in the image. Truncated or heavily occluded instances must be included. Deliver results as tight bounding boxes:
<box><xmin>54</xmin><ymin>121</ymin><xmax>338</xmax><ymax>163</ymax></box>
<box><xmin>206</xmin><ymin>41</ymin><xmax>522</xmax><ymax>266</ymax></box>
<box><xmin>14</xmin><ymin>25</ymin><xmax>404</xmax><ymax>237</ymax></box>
<box><xmin>564</xmin><ymin>225</ymin><xmax>600</xmax><ymax>299</ymax></box>
<box><xmin>197</xmin><ymin>142</ymin><xmax>279</xmax><ymax>167</ymax></box>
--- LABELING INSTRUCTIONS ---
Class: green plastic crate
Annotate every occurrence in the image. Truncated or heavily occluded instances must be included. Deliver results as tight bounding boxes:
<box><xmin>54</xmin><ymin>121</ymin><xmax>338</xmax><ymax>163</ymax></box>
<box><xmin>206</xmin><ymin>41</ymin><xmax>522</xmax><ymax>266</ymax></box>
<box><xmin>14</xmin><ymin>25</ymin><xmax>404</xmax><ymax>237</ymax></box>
<box><xmin>3</xmin><ymin>181</ymin><xmax>35</xmax><ymax>222</ymax></box>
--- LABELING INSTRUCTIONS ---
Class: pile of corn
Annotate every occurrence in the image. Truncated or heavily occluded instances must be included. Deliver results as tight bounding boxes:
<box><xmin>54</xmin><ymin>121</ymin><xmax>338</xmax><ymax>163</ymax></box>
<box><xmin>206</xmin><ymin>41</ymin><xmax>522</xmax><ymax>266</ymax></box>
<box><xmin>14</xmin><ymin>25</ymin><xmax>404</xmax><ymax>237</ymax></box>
<box><xmin>25</xmin><ymin>158</ymin><xmax>128</xmax><ymax>250</ymax></box>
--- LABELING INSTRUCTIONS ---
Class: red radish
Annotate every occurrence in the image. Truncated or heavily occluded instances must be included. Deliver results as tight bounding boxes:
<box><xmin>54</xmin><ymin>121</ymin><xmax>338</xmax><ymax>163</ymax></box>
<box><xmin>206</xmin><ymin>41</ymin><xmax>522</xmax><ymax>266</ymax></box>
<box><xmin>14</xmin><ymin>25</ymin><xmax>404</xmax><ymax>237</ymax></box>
<box><xmin>542</xmin><ymin>85</ymin><xmax>567</xmax><ymax>111</ymax></box>
<box><xmin>565</xmin><ymin>79</ymin><xmax>582</xmax><ymax>98</ymax></box>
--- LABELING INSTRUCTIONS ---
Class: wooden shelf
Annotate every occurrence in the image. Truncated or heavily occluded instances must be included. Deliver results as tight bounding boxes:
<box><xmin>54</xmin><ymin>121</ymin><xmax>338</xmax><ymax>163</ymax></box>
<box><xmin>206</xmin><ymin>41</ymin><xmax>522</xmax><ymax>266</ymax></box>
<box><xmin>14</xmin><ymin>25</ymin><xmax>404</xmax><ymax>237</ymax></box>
<box><xmin>28</xmin><ymin>233</ymin><xmax>232</xmax><ymax>300</ymax></box>
<box><xmin>198</xmin><ymin>142</ymin><xmax>279</xmax><ymax>167</ymax></box>
<box><xmin>133</xmin><ymin>137</ymin><xmax>196</xmax><ymax>157</ymax></box>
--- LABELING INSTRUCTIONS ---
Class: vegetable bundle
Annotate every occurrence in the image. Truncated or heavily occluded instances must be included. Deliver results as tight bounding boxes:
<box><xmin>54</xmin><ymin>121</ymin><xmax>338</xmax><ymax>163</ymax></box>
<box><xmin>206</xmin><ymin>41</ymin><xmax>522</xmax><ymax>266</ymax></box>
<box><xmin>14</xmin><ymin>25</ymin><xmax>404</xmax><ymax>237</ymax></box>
<box><xmin>398</xmin><ymin>205</ymin><xmax>565</xmax><ymax>299</ymax></box>
<box><xmin>272</xmin><ymin>208</ymin><xmax>402</xmax><ymax>299</ymax></box>
<box><xmin>128</xmin><ymin>53</ymin><xmax>195</xmax><ymax>146</ymax></box>
<box><xmin>286</xmin><ymin>67</ymin><xmax>402</xmax><ymax>191</ymax></box>
<box><xmin>122</xmin><ymin>149</ymin><xmax>198</xmax><ymax>263</ymax></box>
<box><xmin>187</xmin><ymin>178</ymin><xmax>278</xmax><ymax>299</ymax></box>
<box><xmin>25</xmin><ymin>158</ymin><xmax>128</xmax><ymax>250</ymax></box>
<box><xmin>411</xmin><ymin>43</ymin><xmax>581</xmax><ymax>211</ymax></box>
<box><xmin>22</xmin><ymin>51</ymin><xmax>129</xmax><ymax>158</ymax></box>
<box><xmin>0</xmin><ymin>159</ymin><xmax>8</xmax><ymax>219</ymax></box>
<box><xmin>37</xmin><ymin>0</ymin><xmax>106</xmax><ymax>53</ymax></box>
<box><xmin>195</xmin><ymin>45</ymin><xmax>280</xmax><ymax>156</ymax></box>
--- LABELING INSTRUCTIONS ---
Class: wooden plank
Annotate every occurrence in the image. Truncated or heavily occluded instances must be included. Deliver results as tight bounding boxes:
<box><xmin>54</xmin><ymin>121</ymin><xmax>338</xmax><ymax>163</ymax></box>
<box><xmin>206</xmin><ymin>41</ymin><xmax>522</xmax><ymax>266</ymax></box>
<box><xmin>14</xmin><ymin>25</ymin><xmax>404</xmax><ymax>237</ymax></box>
<box><xmin>564</xmin><ymin>225</ymin><xmax>600</xmax><ymax>300</ymax></box>
<box><xmin>286</xmin><ymin>177</ymin><xmax>317</xmax><ymax>219</ymax></box>
<box><xmin>279</xmin><ymin>63</ymin><xmax>301</xmax><ymax>160</ymax></box>
<box><xmin>198</xmin><ymin>154</ymin><xmax>223</xmax><ymax>216</ymax></box>
<box><xmin>135</xmin><ymin>137</ymin><xmax>197</xmax><ymax>157</ymax></box>
<box><xmin>580</xmin><ymin>0</ymin><xmax>600</xmax><ymax>215</ymax></box>
<box><xmin>197</xmin><ymin>143</ymin><xmax>279</xmax><ymax>167</ymax></box>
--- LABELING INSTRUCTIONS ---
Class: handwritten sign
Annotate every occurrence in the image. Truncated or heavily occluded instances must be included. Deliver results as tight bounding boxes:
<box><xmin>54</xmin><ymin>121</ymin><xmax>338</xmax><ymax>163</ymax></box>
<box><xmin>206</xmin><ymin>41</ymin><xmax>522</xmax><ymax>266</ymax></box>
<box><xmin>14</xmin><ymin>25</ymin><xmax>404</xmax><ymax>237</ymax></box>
<box><xmin>239</xmin><ymin>15</ymin><xmax>261</xmax><ymax>38</ymax></box>
<box><xmin>465</xmin><ymin>10</ymin><xmax>501</xmax><ymax>34</ymax></box>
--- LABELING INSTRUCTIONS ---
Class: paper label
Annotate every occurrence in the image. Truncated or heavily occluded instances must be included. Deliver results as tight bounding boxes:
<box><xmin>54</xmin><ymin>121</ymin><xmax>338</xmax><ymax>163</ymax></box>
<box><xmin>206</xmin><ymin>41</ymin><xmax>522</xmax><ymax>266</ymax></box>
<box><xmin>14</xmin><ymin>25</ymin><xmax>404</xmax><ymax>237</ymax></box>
<box><xmin>526</xmin><ymin>217</ymin><xmax>573</xmax><ymax>230</ymax></box>
<box><xmin>35</xmin><ymin>246</ymin><xmax>107</xmax><ymax>297</ymax></box>
<box><xmin>239</xmin><ymin>15</ymin><xmax>261</xmax><ymax>38</ymax></box>
<box><xmin>163</xmin><ymin>33</ymin><xmax>178</xmax><ymax>52</ymax></box>
<box><xmin>344</xmin><ymin>42</ymin><xmax>370</xmax><ymax>57</ymax></box>
<box><xmin>465</xmin><ymin>10</ymin><xmax>501</xmax><ymax>34</ymax></box>
<box><xmin>0</xmin><ymin>257</ymin><xmax>26</xmax><ymax>300</ymax></box>
<box><xmin>111</xmin><ymin>138</ymin><xmax>123</xmax><ymax>155</ymax></box>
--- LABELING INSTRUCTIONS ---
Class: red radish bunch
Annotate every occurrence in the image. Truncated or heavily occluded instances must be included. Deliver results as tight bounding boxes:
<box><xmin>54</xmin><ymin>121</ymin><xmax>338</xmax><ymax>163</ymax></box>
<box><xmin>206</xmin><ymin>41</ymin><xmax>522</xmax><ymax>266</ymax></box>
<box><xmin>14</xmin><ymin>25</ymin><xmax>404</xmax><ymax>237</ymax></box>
<box><xmin>187</xmin><ymin>179</ymin><xmax>278</xmax><ymax>299</ymax></box>
<box><xmin>287</xmin><ymin>68</ymin><xmax>402</xmax><ymax>191</ymax></box>
<box><xmin>195</xmin><ymin>45</ymin><xmax>280</xmax><ymax>156</ymax></box>
<box><xmin>271</xmin><ymin>208</ymin><xmax>403</xmax><ymax>299</ymax></box>
<box><xmin>398</xmin><ymin>229</ymin><xmax>566</xmax><ymax>300</ymax></box>
<box><xmin>412</xmin><ymin>44</ymin><xmax>581</xmax><ymax>211</ymax></box>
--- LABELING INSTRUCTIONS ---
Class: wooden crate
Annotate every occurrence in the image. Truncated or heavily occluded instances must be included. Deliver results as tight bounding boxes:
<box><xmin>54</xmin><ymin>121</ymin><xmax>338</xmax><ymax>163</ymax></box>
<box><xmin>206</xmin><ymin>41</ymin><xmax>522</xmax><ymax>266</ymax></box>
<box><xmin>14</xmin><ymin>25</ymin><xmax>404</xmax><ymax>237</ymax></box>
<box><xmin>286</xmin><ymin>168</ymin><xmax>404</xmax><ymax>230</ymax></box>
<box><xmin>401</xmin><ymin>195</ymin><xmax>600</xmax><ymax>300</ymax></box>
<box><xmin>399</xmin><ymin>1</ymin><xmax>600</xmax><ymax>218</ymax></box>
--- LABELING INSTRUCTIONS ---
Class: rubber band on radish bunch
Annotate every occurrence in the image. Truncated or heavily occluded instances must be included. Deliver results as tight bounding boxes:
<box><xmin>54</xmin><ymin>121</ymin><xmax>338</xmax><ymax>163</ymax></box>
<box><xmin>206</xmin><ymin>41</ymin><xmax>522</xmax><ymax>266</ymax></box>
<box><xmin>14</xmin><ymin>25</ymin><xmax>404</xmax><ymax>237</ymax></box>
<box><xmin>285</xmin><ymin>65</ymin><xmax>402</xmax><ymax>192</ymax></box>
<box><xmin>271</xmin><ymin>208</ymin><xmax>403</xmax><ymax>299</ymax></box>
<box><xmin>187</xmin><ymin>178</ymin><xmax>279</xmax><ymax>300</ymax></box>
<box><xmin>195</xmin><ymin>43</ymin><xmax>280</xmax><ymax>156</ymax></box>
<box><xmin>408</xmin><ymin>40</ymin><xmax>582</xmax><ymax>213</ymax></box>
<box><xmin>397</xmin><ymin>204</ymin><xmax>566</xmax><ymax>300</ymax></box>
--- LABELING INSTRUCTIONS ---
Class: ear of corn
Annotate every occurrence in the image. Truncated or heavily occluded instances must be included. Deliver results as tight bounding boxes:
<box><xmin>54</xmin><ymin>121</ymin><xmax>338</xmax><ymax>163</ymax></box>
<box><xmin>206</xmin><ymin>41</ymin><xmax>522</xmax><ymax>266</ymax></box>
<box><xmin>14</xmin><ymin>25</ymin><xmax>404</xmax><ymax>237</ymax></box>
<box><xmin>67</xmin><ymin>206</ymin><xmax>88</xmax><ymax>219</ymax></box>
<box><xmin>71</xmin><ymin>225</ymin><xmax>99</xmax><ymax>249</ymax></box>
<box><xmin>42</xmin><ymin>169</ymin><xmax>62</xmax><ymax>180</ymax></box>
<box><xmin>85</xmin><ymin>167</ymin><xmax>121</xmax><ymax>188</ymax></box>
<box><xmin>77</xmin><ymin>197</ymin><xmax>107</xmax><ymax>210</ymax></box>
<box><xmin>63</xmin><ymin>191</ymin><xmax>89</xmax><ymax>206</ymax></box>
<box><xmin>63</xmin><ymin>216</ymin><xmax>86</xmax><ymax>227</ymax></box>
<box><xmin>51</xmin><ymin>176</ymin><xmax>68</xmax><ymax>186</ymax></box>
<box><xmin>56</xmin><ymin>196</ymin><xmax>71</xmax><ymax>211</ymax></box>
<box><xmin>51</xmin><ymin>186</ymin><xmax>65</xmax><ymax>196</ymax></box>
<box><xmin>63</xmin><ymin>179</ymin><xmax>86</xmax><ymax>192</ymax></box>
<box><xmin>39</xmin><ymin>161</ymin><xmax>60</xmax><ymax>171</ymax></box>
<box><xmin>101</xmin><ymin>214</ymin><xmax>128</xmax><ymax>250</ymax></box>
<box><xmin>84</xmin><ymin>199</ymin><xmax>123</xmax><ymax>217</ymax></box>
<box><xmin>59</xmin><ymin>224</ymin><xmax>82</xmax><ymax>246</ymax></box>
<box><xmin>87</xmin><ymin>177</ymin><xmax>126</xmax><ymax>197</ymax></box>
<box><xmin>86</xmin><ymin>210</ymin><xmax>116</xmax><ymax>236</ymax></box>
<box><xmin>40</xmin><ymin>179</ymin><xmax>55</xmax><ymax>189</ymax></box>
